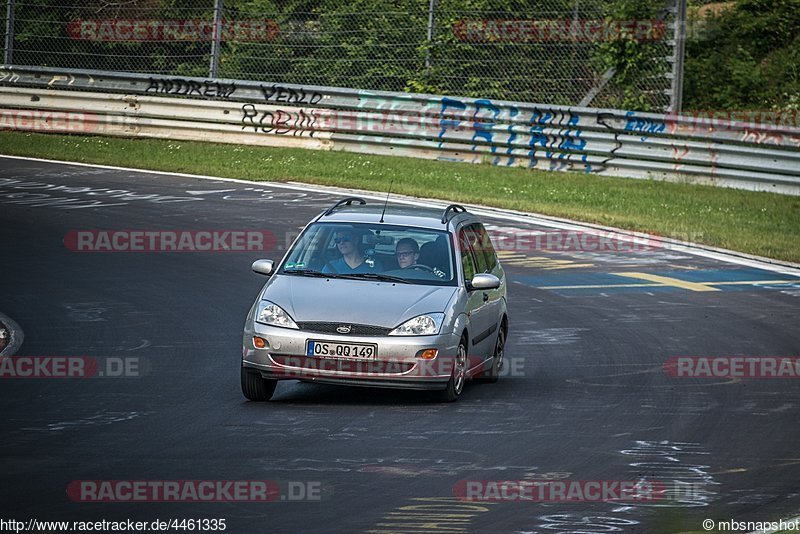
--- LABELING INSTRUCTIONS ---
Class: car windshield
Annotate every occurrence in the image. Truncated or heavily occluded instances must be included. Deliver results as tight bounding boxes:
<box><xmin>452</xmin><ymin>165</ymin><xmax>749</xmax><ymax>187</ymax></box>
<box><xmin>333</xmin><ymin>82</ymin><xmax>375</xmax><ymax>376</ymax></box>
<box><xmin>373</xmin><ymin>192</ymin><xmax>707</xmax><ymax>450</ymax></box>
<box><xmin>280</xmin><ymin>222</ymin><xmax>457</xmax><ymax>286</ymax></box>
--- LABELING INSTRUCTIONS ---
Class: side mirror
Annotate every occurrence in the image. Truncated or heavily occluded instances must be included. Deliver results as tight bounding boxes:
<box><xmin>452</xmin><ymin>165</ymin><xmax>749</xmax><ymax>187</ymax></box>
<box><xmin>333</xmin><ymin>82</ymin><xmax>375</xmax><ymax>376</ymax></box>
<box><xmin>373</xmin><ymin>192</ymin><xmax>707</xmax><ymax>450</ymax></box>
<box><xmin>468</xmin><ymin>273</ymin><xmax>501</xmax><ymax>291</ymax></box>
<box><xmin>252</xmin><ymin>259</ymin><xmax>274</xmax><ymax>276</ymax></box>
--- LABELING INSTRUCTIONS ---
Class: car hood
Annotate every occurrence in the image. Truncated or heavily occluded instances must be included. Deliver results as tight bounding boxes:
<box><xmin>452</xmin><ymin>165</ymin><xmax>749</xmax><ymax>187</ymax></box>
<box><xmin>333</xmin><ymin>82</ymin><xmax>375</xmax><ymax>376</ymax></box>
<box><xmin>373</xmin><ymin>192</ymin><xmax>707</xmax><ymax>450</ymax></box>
<box><xmin>261</xmin><ymin>275</ymin><xmax>458</xmax><ymax>329</ymax></box>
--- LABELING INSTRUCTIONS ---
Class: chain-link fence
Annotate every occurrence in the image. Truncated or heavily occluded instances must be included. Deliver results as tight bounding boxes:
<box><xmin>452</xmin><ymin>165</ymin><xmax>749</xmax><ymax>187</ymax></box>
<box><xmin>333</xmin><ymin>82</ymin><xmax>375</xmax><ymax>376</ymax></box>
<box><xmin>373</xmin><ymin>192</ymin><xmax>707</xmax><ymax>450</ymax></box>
<box><xmin>2</xmin><ymin>0</ymin><xmax>681</xmax><ymax>111</ymax></box>
<box><xmin>1</xmin><ymin>0</ymin><xmax>10</xmax><ymax>65</ymax></box>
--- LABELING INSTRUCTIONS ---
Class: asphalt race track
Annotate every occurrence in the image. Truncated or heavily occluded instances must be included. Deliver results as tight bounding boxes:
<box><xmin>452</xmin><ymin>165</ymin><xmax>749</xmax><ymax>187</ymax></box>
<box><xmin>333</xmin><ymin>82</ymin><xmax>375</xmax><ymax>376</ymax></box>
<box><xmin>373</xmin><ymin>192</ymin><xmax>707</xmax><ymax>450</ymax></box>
<box><xmin>1</xmin><ymin>155</ymin><xmax>799</xmax><ymax>533</ymax></box>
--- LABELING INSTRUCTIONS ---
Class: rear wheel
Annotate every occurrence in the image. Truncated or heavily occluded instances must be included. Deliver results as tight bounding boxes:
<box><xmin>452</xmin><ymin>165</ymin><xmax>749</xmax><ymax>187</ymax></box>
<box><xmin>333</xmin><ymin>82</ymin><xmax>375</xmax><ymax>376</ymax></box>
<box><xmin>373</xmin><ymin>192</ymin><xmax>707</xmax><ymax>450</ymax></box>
<box><xmin>241</xmin><ymin>366</ymin><xmax>277</xmax><ymax>401</ymax></box>
<box><xmin>437</xmin><ymin>337</ymin><xmax>467</xmax><ymax>402</ymax></box>
<box><xmin>476</xmin><ymin>326</ymin><xmax>505</xmax><ymax>383</ymax></box>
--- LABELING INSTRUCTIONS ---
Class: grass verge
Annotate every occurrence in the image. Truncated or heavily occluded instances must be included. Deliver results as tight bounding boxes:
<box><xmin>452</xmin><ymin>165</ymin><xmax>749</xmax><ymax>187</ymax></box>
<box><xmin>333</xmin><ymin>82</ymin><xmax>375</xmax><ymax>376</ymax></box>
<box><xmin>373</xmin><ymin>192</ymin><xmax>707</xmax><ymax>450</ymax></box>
<box><xmin>1</xmin><ymin>131</ymin><xmax>798</xmax><ymax>263</ymax></box>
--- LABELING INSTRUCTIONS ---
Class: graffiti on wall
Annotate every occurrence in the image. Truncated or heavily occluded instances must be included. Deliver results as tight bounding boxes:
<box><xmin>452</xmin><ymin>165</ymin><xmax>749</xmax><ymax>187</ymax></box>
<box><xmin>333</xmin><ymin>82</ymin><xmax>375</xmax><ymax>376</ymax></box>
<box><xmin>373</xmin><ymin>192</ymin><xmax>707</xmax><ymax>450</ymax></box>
<box><xmin>437</xmin><ymin>96</ymin><xmax>597</xmax><ymax>172</ymax></box>
<box><xmin>145</xmin><ymin>78</ymin><xmax>236</xmax><ymax>98</ymax></box>
<box><xmin>241</xmin><ymin>103</ymin><xmax>319</xmax><ymax>137</ymax></box>
<box><xmin>260</xmin><ymin>84</ymin><xmax>323</xmax><ymax>105</ymax></box>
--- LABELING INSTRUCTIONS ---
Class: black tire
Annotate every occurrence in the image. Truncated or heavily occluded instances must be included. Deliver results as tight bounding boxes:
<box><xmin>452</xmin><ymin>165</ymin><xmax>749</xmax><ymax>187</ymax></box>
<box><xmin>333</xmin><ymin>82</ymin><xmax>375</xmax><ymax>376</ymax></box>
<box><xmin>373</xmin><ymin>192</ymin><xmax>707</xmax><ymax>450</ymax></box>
<box><xmin>241</xmin><ymin>366</ymin><xmax>277</xmax><ymax>401</ymax></box>
<box><xmin>436</xmin><ymin>337</ymin><xmax>468</xmax><ymax>402</ymax></box>
<box><xmin>476</xmin><ymin>324</ymin><xmax>505</xmax><ymax>384</ymax></box>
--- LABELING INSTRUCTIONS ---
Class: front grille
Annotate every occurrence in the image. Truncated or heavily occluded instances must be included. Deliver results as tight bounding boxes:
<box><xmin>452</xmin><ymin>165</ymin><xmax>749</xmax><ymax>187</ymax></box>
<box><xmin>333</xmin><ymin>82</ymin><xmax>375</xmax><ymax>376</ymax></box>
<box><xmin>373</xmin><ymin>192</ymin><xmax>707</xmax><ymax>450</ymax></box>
<box><xmin>296</xmin><ymin>322</ymin><xmax>392</xmax><ymax>336</ymax></box>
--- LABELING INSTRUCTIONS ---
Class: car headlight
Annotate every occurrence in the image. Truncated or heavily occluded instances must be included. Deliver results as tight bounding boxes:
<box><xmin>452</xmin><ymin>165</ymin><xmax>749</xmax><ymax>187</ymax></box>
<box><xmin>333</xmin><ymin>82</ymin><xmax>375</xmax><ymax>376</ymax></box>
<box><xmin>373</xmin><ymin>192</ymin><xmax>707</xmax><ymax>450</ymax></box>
<box><xmin>255</xmin><ymin>300</ymin><xmax>299</xmax><ymax>329</ymax></box>
<box><xmin>389</xmin><ymin>313</ymin><xmax>445</xmax><ymax>336</ymax></box>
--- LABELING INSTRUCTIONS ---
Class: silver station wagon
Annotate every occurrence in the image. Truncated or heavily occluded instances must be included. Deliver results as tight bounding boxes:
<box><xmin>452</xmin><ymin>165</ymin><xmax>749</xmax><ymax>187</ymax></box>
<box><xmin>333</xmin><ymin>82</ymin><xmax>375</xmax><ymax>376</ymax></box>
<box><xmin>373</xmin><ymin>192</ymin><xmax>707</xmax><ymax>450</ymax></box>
<box><xmin>241</xmin><ymin>198</ymin><xmax>508</xmax><ymax>402</ymax></box>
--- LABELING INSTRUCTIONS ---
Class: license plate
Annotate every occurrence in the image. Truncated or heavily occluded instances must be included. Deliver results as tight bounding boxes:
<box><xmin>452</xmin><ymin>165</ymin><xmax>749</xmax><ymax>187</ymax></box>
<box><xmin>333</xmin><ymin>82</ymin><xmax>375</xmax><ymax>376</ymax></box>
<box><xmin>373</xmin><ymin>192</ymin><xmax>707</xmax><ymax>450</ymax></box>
<box><xmin>306</xmin><ymin>340</ymin><xmax>377</xmax><ymax>360</ymax></box>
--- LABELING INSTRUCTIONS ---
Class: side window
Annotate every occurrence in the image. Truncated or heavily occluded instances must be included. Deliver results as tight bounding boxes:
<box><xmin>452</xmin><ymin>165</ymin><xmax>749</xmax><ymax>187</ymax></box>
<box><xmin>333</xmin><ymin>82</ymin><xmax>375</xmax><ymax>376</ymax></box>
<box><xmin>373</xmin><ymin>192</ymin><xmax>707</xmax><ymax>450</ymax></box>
<box><xmin>471</xmin><ymin>223</ymin><xmax>498</xmax><ymax>272</ymax></box>
<box><xmin>462</xmin><ymin>226</ymin><xmax>488</xmax><ymax>273</ymax></box>
<box><xmin>458</xmin><ymin>229</ymin><xmax>477</xmax><ymax>282</ymax></box>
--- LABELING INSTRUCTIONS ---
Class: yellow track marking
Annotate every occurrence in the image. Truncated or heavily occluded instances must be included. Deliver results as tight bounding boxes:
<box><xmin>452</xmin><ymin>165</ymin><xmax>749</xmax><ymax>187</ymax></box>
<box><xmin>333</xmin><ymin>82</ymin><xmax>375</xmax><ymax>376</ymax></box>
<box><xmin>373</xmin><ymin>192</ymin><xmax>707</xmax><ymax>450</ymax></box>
<box><xmin>612</xmin><ymin>272</ymin><xmax>721</xmax><ymax>292</ymax></box>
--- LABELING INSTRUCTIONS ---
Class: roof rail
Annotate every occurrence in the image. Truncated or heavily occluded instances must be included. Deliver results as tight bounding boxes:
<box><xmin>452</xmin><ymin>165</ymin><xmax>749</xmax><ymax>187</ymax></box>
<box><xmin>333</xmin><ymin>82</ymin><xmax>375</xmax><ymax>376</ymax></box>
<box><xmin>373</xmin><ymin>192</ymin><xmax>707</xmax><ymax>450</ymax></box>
<box><xmin>441</xmin><ymin>204</ymin><xmax>467</xmax><ymax>224</ymax></box>
<box><xmin>323</xmin><ymin>197</ymin><xmax>366</xmax><ymax>216</ymax></box>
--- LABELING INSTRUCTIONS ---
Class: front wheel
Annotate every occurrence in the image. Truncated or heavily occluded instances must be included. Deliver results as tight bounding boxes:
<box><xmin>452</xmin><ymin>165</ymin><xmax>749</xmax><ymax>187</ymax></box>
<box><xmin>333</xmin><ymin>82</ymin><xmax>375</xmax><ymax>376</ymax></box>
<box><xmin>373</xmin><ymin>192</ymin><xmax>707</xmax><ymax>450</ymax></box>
<box><xmin>436</xmin><ymin>337</ymin><xmax>467</xmax><ymax>402</ymax></box>
<box><xmin>241</xmin><ymin>366</ymin><xmax>277</xmax><ymax>401</ymax></box>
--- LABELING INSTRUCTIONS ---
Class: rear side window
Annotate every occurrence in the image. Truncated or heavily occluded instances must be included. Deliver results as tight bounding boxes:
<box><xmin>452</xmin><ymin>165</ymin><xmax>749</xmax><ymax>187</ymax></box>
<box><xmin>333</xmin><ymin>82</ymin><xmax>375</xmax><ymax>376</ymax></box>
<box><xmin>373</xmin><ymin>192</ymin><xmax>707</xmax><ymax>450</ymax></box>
<box><xmin>461</xmin><ymin>224</ymin><xmax>497</xmax><ymax>274</ymax></box>
<box><xmin>458</xmin><ymin>229</ymin><xmax>477</xmax><ymax>281</ymax></box>
<box><xmin>470</xmin><ymin>224</ymin><xmax>498</xmax><ymax>272</ymax></box>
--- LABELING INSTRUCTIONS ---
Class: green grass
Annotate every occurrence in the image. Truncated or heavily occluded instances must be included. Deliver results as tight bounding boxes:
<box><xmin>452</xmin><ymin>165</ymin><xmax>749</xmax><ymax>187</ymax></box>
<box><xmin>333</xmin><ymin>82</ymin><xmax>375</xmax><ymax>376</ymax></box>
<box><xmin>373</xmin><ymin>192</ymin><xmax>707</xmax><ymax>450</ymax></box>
<box><xmin>2</xmin><ymin>131</ymin><xmax>799</xmax><ymax>262</ymax></box>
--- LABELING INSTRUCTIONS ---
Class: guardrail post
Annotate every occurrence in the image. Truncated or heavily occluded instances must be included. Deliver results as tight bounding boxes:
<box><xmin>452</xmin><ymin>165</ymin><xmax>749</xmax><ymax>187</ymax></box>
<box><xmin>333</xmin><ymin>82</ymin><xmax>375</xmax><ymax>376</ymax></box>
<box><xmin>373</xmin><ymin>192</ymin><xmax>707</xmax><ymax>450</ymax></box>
<box><xmin>209</xmin><ymin>0</ymin><xmax>223</xmax><ymax>78</ymax></box>
<box><xmin>669</xmin><ymin>0</ymin><xmax>687</xmax><ymax>112</ymax></box>
<box><xmin>4</xmin><ymin>0</ymin><xmax>14</xmax><ymax>65</ymax></box>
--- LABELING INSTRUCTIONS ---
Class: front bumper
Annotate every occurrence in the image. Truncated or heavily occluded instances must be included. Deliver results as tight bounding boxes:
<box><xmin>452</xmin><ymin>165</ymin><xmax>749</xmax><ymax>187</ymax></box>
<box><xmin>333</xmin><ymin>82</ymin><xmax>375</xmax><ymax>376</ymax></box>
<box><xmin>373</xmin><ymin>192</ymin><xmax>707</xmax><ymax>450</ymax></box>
<box><xmin>242</xmin><ymin>323</ymin><xmax>461</xmax><ymax>390</ymax></box>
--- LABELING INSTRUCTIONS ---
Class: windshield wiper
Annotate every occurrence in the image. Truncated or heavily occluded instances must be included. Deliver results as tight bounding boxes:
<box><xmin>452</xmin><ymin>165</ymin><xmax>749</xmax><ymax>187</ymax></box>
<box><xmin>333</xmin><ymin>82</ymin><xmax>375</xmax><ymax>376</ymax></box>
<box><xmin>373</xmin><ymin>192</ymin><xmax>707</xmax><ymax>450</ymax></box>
<box><xmin>283</xmin><ymin>269</ymin><xmax>342</xmax><ymax>278</ymax></box>
<box><xmin>338</xmin><ymin>273</ymin><xmax>410</xmax><ymax>284</ymax></box>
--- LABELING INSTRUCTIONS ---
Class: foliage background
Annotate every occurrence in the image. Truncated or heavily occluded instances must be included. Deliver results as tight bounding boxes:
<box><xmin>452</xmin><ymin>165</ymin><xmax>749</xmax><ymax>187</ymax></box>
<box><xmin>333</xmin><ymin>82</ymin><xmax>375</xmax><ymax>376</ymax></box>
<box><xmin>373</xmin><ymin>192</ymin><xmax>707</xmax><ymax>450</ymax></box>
<box><xmin>683</xmin><ymin>0</ymin><xmax>800</xmax><ymax>111</ymax></box>
<box><xmin>3</xmin><ymin>0</ymin><xmax>675</xmax><ymax>110</ymax></box>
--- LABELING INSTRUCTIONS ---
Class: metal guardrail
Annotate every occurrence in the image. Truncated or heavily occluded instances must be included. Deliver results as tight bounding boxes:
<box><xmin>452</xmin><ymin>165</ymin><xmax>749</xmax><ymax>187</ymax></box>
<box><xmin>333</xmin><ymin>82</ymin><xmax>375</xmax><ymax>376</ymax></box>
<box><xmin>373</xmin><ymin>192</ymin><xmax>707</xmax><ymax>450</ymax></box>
<box><xmin>1</xmin><ymin>65</ymin><xmax>799</xmax><ymax>195</ymax></box>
